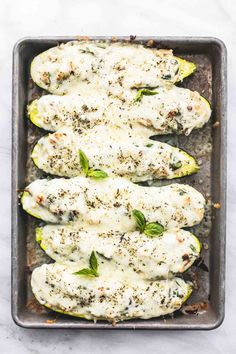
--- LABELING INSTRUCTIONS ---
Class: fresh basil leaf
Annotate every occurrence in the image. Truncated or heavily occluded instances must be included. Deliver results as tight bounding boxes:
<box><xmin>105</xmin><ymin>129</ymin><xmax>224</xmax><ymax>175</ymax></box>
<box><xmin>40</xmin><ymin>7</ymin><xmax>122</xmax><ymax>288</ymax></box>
<box><xmin>134</xmin><ymin>89</ymin><xmax>159</xmax><ymax>103</ymax></box>
<box><xmin>73</xmin><ymin>251</ymin><xmax>99</xmax><ymax>277</ymax></box>
<box><xmin>170</xmin><ymin>161</ymin><xmax>182</xmax><ymax>170</ymax></box>
<box><xmin>190</xmin><ymin>244</ymin><xmax>197</xmax><ymax>253</ymax></box>
<box><xmin>162</xmin><ymin>74</ymin><xmax>171</xmax><ymax>80</ymax></box>
<box><xmin>144</xmin><ymin>222</ymin><xmax>164</xmax><ymax>237</ymax></box>
<box><xmin>146</xmin><ymin>143</ymin><xmax>154</xmax><ymax>148</ymax></box>
<box><xmin>73</xmin><ymin>268</ymin><xmax>98</xmax><ymax>277</ymax></box>
<box><xmin>132</xmin><ymin>209</ymin><xmax>146</xmax><ymax>232</ymax></box>
<box><xmin>178</xmin><ymin>188</ymin><xmax>187</xmax><ymax>196</ymax></box>
<box><xmin>90</xmin><ymin>251</ymin><xmax>98</xmax><ymax>273</ymax></box>
<box><xmin>133</xmin><ymin>90</ymin><xmax>143</xmax><ymax>103</ymax></box>
<box><xmin>87</xmin><ymin>169</ymin><xmax>108</xmax><ymax>179</ymax></box>
<box><xmin>78</xmin><ymin>150</ymin><xmax>108</xmax><ymax>179</ymax></box>
<box><xmin>141</xmin><ymin>89</ymin><xmax>159</xmax><ymax>96</ymax></box>
<box><xmin>80</xmin><ymin>47</ymin><xmax>95</xmax><ymax>55</ymax></box>
<box><xmin>79</xmin><ymin>149</ymin><xmax>89</xmax><ymax>175</ymax></box>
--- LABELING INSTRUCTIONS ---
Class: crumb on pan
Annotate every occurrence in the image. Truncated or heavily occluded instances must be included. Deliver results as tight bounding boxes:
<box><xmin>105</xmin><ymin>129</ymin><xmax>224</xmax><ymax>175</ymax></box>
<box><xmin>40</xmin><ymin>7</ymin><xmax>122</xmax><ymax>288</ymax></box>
<box><xmin>213</xmin><ymin>203</ymin><xmax>221</xmax><ymax>209</ymax></box>
<box><xmin>213</xmin><ymin>121</ymin><xmax>220</xmax><ymax>128</ymax></box>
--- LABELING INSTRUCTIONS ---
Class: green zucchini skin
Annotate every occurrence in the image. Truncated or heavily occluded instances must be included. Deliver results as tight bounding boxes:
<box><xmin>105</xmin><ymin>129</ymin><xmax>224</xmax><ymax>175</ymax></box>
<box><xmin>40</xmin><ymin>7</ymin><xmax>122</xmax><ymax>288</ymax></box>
<box><xmin>36</xmin><ymin>225</ymin><xmax>201</xmax><ymax>279</ymax></box>
<box><xmin>28</xmin><ymin>86</ymin><xmax>211</xmax><ymax>136</ymax></box>
<box><xmin>21</xmin><ymin>191</ymin><xmax>59</xmax><ymax>223</ymax></box>
<box><xmin>30</xmin><ymin>41</ymin><xmax>196</xmax><ymax>95</ymax></box>
<box><xmin>42</xmin><ymin>288</ymin><xmax>192</xmax><ymax>322</ymax></box>
<box><xmin>27</xmin><ymin>41</ymin><xmax>201</xmax><ymax>324</ymax></box>
<box><xmin>21</xmin><ymin>191</ymin><xmax>45</xmax><ymax>220</ymax></box>
<box><xmin>28</xmin><ymin>100</ymin><xmax>42</xmax><ymax>128</ymax></box>
<box><xmin>21</xmin><ymin>177</ymin><xmax>205</xmax><ymax>229</ymax></box>
<box><xmin>31</xmin><ymin>263</ymin><xmax>193</xmax><ymax>322</ymax></box>
<box><xmin>31</xmin><ymin>129</ymin><xmax>199</xmax><ymax>182</ymax></box>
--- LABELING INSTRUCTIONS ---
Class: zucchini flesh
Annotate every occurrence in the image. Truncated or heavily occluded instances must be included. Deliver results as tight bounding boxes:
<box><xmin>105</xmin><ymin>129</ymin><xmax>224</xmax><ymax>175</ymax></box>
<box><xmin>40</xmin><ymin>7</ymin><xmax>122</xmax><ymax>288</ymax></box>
<box><xmin>28</xmin><ymin>86</ymin><xmax>211</xmax><ymax>136</ymax></box>
<box><xmin>30</xmin><ymin>41</ymin><xmax>196</xmax><ymax>95</ymax></box>
<box><xmin>36</xmin><ymin>225</ymin><xmax>201</xmax><ymax>279</ymax></box>
<box><xmin>175</xmin><ymin>57</ymin><xmax>196</xmax><ymax>81</ymax></box>
<box><xmin>31</xmin><ymin>127</ymin><xmax>199</xmax><ymax>182</ymax></box>
<box><xmin>31</xmin><ymin>263</ymin><xmax>192</xmax><ymax>322</ymax></box>
<box><xmin>27</xmin><ymin>41</ymin><xmax>202</xmax><ymax>323</ymax></box>
<box><xmin>21</xmin><ymin>177</ymin><xmax>205</xmax><ymax>230</ymax></box>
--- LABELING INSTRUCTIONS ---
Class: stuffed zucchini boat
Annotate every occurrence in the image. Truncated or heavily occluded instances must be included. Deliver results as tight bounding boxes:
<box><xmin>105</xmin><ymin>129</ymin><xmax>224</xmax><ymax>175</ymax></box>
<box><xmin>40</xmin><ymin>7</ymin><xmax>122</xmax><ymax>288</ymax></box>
<box><xmin>21</xmin><ymin>177</ymin><xmax>205</xmax><ymax>230</ymax></box>
<box><xmin>31</xmin><ymin>127</ymin><xmax>199</xmax><ymax>181</ymax></box>
<box><xmin>30</xmin><ymin>41</ymin><xmax>196</xmax><ymax>95</ymax></box>
<box><xmin>31</xmin><ymin>263</ymin><xmax>192</xmax><ymax>322</ymax></box>
<box><xmin>28</xmin><ymin>86</ymin><xmax>211</xmax><ymax>136</ymax></box>
<box><xmin>36</xmin><ymin>225</ymin><xmax>201</xmax><ymax>279</ymax></box>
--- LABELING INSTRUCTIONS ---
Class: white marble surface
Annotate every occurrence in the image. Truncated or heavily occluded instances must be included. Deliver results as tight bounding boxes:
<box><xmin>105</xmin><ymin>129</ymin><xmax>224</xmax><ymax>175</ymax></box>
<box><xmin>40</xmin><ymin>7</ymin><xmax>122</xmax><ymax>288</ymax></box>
<box><xmin>0</xmin><ymin>0</ymin><xmax>235</xmax><ymax>352</ymax></box>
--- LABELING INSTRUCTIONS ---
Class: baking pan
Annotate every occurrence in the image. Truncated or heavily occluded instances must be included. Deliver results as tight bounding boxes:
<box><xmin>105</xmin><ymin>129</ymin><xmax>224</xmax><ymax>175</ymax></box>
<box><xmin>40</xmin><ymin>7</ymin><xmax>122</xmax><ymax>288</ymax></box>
<box><xmin>12</xmin><ymin>36</ymin><xmax>227</xmax><ymax>329</ymax></box>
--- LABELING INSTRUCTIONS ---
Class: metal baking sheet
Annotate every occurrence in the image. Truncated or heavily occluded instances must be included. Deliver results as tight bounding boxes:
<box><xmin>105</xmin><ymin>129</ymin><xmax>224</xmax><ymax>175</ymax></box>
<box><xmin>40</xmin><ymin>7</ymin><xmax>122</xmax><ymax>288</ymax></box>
<box><xmin>12</xmin><ymin>36</ymin><xmax>227</xmax><ymax>329</ymax></box>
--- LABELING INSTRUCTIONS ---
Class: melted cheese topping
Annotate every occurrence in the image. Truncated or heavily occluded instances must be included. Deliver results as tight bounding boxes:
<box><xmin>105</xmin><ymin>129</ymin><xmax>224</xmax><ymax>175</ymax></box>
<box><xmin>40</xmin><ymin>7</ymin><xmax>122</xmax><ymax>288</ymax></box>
<box><xmin>32</xmin><ymin>126</ymin><xmax>198</xmax><ymax>181</ymax></box>
<box><xmin>29</xmin><ymin>86</ymin><xmax>211</xmax><ymax>136</ymax></box>
<box><xmin>22</xmin><ymin>177</ymin><xmax>205</xmax><ymax>230</ymax></box>
<box><xmin>31</xmin><ymin>263</ymin><xmax>192</xmax><ymax>322</ymax></box>
<box><xmin>37</xmin><ymin>225</ymin><xmax>201</xmax><ymax>279</ymax></box>
<box><xmin>28</xmin><ymin>42</ymin><xmax>204</xmax><ymax>321</ymax></box>
<box><xmin>30</xmin><ymin>41</ymin><xmax>192</xmax><ymax>95</ymax></box>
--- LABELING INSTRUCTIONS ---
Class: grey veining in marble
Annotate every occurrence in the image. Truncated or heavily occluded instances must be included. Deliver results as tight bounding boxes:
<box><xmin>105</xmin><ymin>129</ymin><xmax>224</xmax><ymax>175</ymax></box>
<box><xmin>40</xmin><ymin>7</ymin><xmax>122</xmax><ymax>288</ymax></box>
<box><xmin>0</xmin><ymin>0</ymin><xmax>236</xmax><ymax>352</ymax></box>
